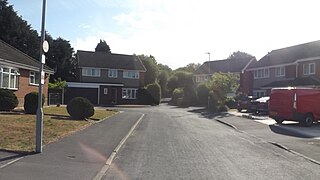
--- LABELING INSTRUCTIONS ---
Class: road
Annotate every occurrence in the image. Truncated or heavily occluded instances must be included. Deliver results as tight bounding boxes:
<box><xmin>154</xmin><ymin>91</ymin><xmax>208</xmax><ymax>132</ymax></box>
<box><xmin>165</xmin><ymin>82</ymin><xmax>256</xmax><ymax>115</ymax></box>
<box><xmin>103</xmin><ymin>105</ymin><xmax>320</xmax><ymax>180</ymax></box>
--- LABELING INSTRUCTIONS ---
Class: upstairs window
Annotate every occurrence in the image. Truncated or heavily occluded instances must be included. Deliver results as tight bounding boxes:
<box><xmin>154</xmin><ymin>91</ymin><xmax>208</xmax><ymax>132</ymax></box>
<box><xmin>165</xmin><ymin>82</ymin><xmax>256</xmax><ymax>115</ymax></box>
<box><xmin>0</xmin><ymin>67</ymin><xmax>19</xmax><ymax>90</ymax></box>
<box><xmin>29</xmin><ymin>71</ymin><xmax>40</xmax><ymax>85</ymax></box>
<box><xmin>254</xmin><ymin>68</ymin><xmax>269</xmax><ymax>79</ymax></box>
<box><xmin>82</xmin><ymin>68</ymin><xmax>100</xmax><ymax>77</ymax></box>
<box><xmin>123</xmin><ymin>71</ymin><xmax>139</xmax><ymax>79</ymax></box>
<box><xmin>108</xmin><ymin>69</ymin><xmax>118</xmax><ymax>78</ymax></box>
<box><xmin>275</xmin><ymin>67</ymin><xmax>285</xmax><ymax>77</ymax></box>
<box><xmin>303</xmin><ymin>63</ymin><xmax>315</xmax><ymax>75</ymax></box>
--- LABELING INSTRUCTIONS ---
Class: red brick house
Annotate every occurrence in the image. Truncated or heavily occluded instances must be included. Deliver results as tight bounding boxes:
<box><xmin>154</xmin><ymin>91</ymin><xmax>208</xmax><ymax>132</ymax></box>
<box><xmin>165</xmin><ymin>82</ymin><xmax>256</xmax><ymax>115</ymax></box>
<box><xmin>65</xmin><ymin>50</ymin><xmax>146</xmax><ymax>105</ymax></box>
<box><xmin>0</xmin><ymin>39</ymin><xmax>54</xmax><ymax>106</ymax></box>
<box><xmin>245</xmin><ymin>40</ymin><xmax>320</xmax><ymax>98</ymax></box>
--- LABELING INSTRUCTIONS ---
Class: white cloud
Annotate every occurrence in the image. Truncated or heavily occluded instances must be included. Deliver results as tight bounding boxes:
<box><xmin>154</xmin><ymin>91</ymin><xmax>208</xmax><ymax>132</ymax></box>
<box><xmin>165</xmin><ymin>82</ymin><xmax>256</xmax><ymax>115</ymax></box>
<box><xmin>73</xmin><ymin>0</ymin><xmax>320</xmax><ymax>69</ymax></box>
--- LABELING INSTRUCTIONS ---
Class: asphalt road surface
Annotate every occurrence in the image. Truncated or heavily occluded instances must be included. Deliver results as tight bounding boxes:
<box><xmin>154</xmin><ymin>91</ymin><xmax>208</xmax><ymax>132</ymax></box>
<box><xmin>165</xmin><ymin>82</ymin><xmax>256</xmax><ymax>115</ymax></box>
<box><xmin>103</xmin><ymin>105</ymin><xmax>320</xmax><ymax>180</ymax></box>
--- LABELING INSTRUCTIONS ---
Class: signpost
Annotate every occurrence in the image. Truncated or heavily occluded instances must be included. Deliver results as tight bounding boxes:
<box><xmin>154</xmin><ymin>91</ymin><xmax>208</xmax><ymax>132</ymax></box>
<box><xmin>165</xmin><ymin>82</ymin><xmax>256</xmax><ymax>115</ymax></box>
<box><xmin>36</xmin><ymin>0</ymin><xmax>47</xmax><ymax>153</ymax></box>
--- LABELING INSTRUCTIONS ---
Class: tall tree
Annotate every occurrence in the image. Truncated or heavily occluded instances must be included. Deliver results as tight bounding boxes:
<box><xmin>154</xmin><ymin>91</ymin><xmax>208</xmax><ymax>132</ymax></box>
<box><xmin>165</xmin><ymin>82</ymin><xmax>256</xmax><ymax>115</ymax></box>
<box><xmin>95</xmin><ymin>39</ymin><xmax>111</xmax><ymax>53</ymax></box>
<box><xmin>0</xmin><ymin>0</ymin><xmax>39</xmax><ymax>59</ymax></box>
<box><xmin>138</xmin><ymin>54</ymin><xmax>159</xmax><ymax>85</ymax></box>
<box><xmin>227</xmin><ymin>51</ymin><xmax>254</xmax><ymax>60</ymax></box>
<box><xmin>45</xmin><ymin>37</ymin><xmax>76</xmax><ymax>82</ymax></box>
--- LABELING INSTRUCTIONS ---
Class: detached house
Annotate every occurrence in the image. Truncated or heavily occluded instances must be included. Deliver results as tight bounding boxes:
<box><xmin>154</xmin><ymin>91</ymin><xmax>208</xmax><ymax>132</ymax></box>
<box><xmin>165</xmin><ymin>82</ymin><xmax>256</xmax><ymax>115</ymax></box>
<box><xmin>194</xmin><ymin>57</ymin><xmax>256</xmax><ymax>94</ymax></box>
<box><xmin>0</xmin><ymin>39</ymin><xmax>54</xmax><ymax>106</ymax></box>
<box><xmin>65</xmin><ymin>50</ymin><xmax>146</xmax><ymax>105</ymax></box>
<box><xmin>246</xmin><ymin>40</ymin><xmax>320</xmax><ymax>98</ymax></box>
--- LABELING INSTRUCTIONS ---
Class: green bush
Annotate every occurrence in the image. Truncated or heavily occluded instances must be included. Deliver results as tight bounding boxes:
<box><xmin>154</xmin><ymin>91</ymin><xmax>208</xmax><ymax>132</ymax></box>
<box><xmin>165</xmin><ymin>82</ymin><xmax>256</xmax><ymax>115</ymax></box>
<box><xmin>137</xmin><ymin>88</ymin><xmax>154</xmax><ymax>105</ymax></box>
<box><xmin>225</xmin><ymin>97</ymin><xmax>237</xmax><ymax>109</ymax></box>
<box><xmin>24</xmin><ymin>92</ymin><xmax>45</xmax><ymax>114</ymax></box>
<box><xmin>170</xmin><ymin>88</ymin><xmax>184</xmax><ymax>105</ymax></box>
<box><xmin>67</xmin><ymin>97</ymin><xmax>94</xmax><ymax>120</ymax></box>
<box><xmin>146</xmin><ymin>83</ymin><xmax>161</xmax><ymax>105</ymax></box>
<box><xmin>196</xmin><ymin>83</ymin><xmax>209</xmax><ymax>106</ymax></box>
<box><xmin>0</xmin><ymin>89</ymin><xmax>18</xmax><ymax>111</ymax></box>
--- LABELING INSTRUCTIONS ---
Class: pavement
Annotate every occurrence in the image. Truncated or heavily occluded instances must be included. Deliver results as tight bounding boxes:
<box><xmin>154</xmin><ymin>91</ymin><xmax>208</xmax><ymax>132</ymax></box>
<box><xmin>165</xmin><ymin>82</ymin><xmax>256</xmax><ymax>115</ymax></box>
<box><xmin>0</xmin><ymin>111</ymin><xmax>144</xmax><ymax>180</ymax></box>
<box><xmin>214</xmin><ymin>111</ymin><xmax>320</xmax><ymax>164</ymax></box>
<box><xmin>228</xmin><ymin>110</ymin><xmax>320</xmax><ymax>138</ymax></box>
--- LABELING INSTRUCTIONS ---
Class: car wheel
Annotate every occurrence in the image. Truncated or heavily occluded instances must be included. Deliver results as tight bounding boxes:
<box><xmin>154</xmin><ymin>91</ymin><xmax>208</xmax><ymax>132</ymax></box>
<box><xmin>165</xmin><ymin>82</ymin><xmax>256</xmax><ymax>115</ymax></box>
<box><xmin>304</xmin><ymin>114</ymin><xmax>314</xmax><ymax>127</ymax></box>
<box><xmin>275</xmin><ymin>118</ymin><xmax>284</xmax><ymax>124</ymax></box>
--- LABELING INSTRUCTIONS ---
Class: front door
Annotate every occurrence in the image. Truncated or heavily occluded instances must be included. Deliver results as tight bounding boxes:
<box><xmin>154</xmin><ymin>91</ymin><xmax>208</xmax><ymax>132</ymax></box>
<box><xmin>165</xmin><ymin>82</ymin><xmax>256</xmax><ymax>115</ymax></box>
<box><xmin>111</xmin><ymin>88</ymin><xmax>117</xmax><ymax>104</ymax></box>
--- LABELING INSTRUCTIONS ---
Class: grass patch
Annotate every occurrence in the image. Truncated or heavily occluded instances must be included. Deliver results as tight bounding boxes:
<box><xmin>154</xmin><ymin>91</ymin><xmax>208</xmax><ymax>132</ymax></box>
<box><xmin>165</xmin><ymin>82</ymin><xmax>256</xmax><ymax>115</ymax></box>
<box><xmin>0</xmin><ymin>107</ymin><xmax>117</xmax><ymax>152</ymax></box>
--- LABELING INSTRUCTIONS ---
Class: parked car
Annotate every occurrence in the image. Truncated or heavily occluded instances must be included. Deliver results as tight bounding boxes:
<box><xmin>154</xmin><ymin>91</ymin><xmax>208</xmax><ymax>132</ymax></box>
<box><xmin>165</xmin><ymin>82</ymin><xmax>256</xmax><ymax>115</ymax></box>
<box><xmin>250</xmin><ymin>96</ymin><xmax>270</xmax><ymax>114</ymax></box>
<box><xmin>237</xmin><ymin>96</ymin><xmax>255</xmax><ymax>112</ymax></box>
<box><xmin>269</xmin><ymin>87</ymin><xmax>320</xmax><ymax>126</ymax></box>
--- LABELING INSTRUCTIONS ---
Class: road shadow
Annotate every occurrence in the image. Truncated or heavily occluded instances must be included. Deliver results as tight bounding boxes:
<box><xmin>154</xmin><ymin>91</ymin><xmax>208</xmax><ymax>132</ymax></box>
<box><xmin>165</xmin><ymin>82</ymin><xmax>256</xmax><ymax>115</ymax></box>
<box><xmin>268</xmin><ymin>123</ymin><xmax>320</xmax><ymax>138</ymax></box>
<box><xmin>188</xmin><ymin>108</ymin><xmax>235</xmax><ymax>119</ymax></box>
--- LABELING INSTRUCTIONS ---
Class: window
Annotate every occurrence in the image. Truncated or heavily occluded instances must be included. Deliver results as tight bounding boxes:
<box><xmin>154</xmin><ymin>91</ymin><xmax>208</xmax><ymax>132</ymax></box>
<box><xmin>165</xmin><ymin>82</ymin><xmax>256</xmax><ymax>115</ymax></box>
<box><xmin>104</xmin><ymin>88</ymin><xmax>108</xmax><ymax>95</ymax></box>
<box><xmin>196</xmin><ymin>75</ymin><xmax>208</xmax><ymax>83</ymax></box>
<box><xmin>29</xmin><ymin>71</ymin><xmax>40</xmax><ymax>85</ymax></box>
<box><xmin>122</xmin><ymin>88</ymin><xmax>137</xmax><ymax>99</ymax></box>
<box><xmin>254</xmin><ymin>68</ymin><xmax>269</xmax><ymax>79</ymax></box>
<box><xmin>253</xmin><ymin>90</ymin><xmax>266</xmax><ymax>98</ymax></box>
<box><xmin>108</xmin><ymin>69</ymin><xmax>118</xmax><ymax>78</ymax></box>
<box><xmin>82</xmin><ymin>68</ymin><xmax>100</xmax><ymax>77</ymax></box>
<box><xmin>0</xmin><ymin>67</ymin><xmax>19</xmax><ymax>89</ymax></box>
<box><xmin>275</xmin><ymin>67</ymin><xmax>285</xmax><ymax>77</ymax></box>
<box><xmin>303</xmin><ymin>63</ymin><xmax>315</xmax><ymax>75</ymax></box>
<box><xmin>123</xmin><ymin>71</ymin><xmax>139</xmax><ymax>79</ymax></box>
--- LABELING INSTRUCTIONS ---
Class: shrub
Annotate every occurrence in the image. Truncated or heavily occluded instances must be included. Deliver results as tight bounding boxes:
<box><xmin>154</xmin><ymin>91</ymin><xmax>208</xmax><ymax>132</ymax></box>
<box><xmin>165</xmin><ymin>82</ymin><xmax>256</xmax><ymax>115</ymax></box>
<box><xmin>67</xmin><ymin>97</ymin><xmax>94</xmax><ymax>120</ymax></box>
<box><xmin>196</xmin><ymin>83</ymin><xmax>209</xmax><ymax>106</ymax></box>
<box><xmin>170</xmin><ymin>88</ymin><xmax>184</xmax><ymax>105</ymax></box>
<box><xmin>0</xmin><ymin>89</ymin><xmax>18</xmax><ymax>111</ymax></box>
<box><xmin>24</xmin><ymin>92</ymin><xmax>45</xmax><ymax>114</ymax></box>
<box><xmin>137</xmin><ymin>88</ymin><xmax>154</xmax><ymax>105</ymax></box>
<box><xmin>146</xmin><ymin>83</ymin><xmax>161</xmax><ymax>105</ymax></box>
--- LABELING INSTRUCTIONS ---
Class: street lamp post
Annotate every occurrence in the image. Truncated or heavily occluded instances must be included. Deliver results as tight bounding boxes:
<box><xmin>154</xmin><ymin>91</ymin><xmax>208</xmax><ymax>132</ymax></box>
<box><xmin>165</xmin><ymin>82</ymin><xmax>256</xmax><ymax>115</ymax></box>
<box><xmin>36</xmin><ymin>0</ymin><xmax>47</xmax><ymax>153</ymax></box>
<box><xmin>205</xmin><ymin>52</ymin><xmax>211</xmax><ymax>74</ymax></box>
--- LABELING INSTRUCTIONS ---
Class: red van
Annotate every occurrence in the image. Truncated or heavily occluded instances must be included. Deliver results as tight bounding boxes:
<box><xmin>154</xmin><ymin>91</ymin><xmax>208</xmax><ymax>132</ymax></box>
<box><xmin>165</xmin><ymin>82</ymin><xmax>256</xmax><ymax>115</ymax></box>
<box><xmin>269</xmin><ymin>87</ymin><xmax>320</xmax><ymax>126</ymax></box>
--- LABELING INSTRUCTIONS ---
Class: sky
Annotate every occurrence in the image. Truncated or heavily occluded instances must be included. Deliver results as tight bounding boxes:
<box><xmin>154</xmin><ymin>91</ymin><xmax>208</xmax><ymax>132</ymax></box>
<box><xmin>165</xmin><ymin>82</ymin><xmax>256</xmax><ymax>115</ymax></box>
<box><xmin>7</xmin><ymin>0</ymin><xmax>320</xmax><ymax>69</ymax></box>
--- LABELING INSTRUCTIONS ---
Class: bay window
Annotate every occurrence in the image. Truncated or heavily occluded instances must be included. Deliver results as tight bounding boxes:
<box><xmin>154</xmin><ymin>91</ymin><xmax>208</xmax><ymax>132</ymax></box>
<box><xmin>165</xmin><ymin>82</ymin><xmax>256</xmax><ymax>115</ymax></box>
<box><xmin>0</xmin><ymin>67</ymin><xmax>19</xmax><ymax>89</ymax></box>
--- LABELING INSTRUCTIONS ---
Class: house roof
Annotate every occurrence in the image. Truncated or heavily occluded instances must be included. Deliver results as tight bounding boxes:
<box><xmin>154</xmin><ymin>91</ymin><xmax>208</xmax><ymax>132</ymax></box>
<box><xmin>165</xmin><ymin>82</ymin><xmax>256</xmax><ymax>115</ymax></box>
<box><xmin>248</xmin><ymin>40</ymin><xmax>320</xmax><ymax>70</ymax></box>
<box><xmin>194</xmin><ymin>58</ymin><xmax>254</xmax><ymax>75</ymax></box>
<box><xmin>0</xmin><ymin>39</ymin><xmax>54</xmax><ymax>74</ymax></box>
<box><xmin>77</xmin><ymin>50</ymin><xmax>147</xmax><ymax>71</ymax></box>
<box><xmin>262</xmin><ymin>76</ymin><xmax>320</xmax><ymax>88</ymax></box>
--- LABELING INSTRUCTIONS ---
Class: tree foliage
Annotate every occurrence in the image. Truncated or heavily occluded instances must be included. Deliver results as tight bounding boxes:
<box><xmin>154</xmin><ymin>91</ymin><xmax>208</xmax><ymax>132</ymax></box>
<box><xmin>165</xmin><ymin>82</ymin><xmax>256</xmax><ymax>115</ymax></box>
<box><xmin>0</xmin><ymin>1</ymin><xmax>77</xmax><ymax>82</ymax></box>
<box><xmin>158</xmin><ymin>70</ymin><xmax>169</xmax><ymax>97</ymax></box>
<box><xmin>95</xmin><ymin>39</ymin><xmax>111</xmax><ymax>53</ymax></box>
<box><xmin>207</xmin><ymin>73</ymin><xmax>240</xmax><ymax>112</ymax></box>
<box><xmin>138</xmin><ymin>54</ymin><xmax>159</xmax><ymax>85</ymax></box>
<box><xmin>46</xmin><ymin>37</ymin><xmax>76</xmax><ymax>82</ymax></box>
<box><xmin>48</xmin><ymin>78</ymin><xmax>67</xmax><ymax>89</ymax></box>
<box><xmin>0</xmin><ymin>0</ymin><xmax>39</xmax><ymax>59</ymax></box>
<box><xmin>174</xmin><ymin>63</ymin><xmax>200</xmax><ymax>73</ymax></box>
<box><xmin>227</xmin><ymin>51</ymin><xmax>254</xmax><ymax>60</ymax></box>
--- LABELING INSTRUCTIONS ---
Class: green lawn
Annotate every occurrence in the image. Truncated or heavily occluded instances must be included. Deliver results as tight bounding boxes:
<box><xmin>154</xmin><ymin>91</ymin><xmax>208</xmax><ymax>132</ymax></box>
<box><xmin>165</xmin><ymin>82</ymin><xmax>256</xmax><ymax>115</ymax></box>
<box><xmin>0</xmin><ymin>107</ymin><xmax>117</xmax><ymax>152</ymax></box>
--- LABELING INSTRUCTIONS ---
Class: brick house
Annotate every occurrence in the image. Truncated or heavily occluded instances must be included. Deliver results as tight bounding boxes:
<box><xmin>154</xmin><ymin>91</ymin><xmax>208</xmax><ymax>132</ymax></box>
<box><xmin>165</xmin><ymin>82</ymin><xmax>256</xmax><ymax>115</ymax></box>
<box><xmin>0</xmin><ymin>39</ymin><xmax>54</xmax><ymax>106</ymax></box>
<box><xmin>65</xmin><ymin>50</ymin><xmax>146</xmax><ymax>105</ymax></box>
<box><xmin>193</xmin><ymin>57</ymin><xmax>256</xmax><ymax>95</ymax></box>
<box><xmin>246</xmin><ymin>40</ymin><xmax>320</xmax><ymax>98</ymax></box>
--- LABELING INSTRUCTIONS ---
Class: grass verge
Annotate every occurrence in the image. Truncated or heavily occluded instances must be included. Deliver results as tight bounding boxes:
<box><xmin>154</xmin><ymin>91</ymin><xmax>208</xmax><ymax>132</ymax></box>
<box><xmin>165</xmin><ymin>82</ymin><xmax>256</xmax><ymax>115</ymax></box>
<box><xmin>0</xmin><ymin>107</ymin><xmax>117</xmax><ymax>152</ymax></box>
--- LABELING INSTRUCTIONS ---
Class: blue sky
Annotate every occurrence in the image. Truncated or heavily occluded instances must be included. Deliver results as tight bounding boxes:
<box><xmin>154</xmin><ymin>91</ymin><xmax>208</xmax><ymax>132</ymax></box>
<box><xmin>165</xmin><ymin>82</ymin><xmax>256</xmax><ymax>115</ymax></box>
<box><xmin>7</xmin><ymin>0</ymin><xmax>320</xmax><ymax>69</ymax></box>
